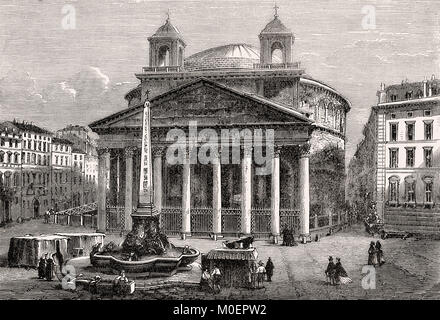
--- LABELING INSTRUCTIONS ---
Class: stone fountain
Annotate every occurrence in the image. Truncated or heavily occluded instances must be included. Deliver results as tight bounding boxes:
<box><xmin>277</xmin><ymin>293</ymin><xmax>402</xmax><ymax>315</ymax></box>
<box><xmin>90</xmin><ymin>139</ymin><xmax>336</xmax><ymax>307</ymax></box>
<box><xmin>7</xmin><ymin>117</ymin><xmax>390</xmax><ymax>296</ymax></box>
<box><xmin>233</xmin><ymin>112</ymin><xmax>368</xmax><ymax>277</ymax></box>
<box><xmin>90</xmin><ymin>98</ymin><xmax>199</xmax><ymax>277</ymax></box>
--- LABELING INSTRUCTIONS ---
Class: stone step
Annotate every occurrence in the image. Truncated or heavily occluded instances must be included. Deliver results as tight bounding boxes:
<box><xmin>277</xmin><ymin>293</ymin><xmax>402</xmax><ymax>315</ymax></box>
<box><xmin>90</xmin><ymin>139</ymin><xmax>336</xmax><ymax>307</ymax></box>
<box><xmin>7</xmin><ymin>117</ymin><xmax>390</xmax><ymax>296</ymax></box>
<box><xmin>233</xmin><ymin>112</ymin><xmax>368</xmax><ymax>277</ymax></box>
<box><xmin>385</xmin><ymin>224</ymin><xmax>440</xmax><ymax>233</ymax></box>
<box><xmin>384</xmin><ymin>219</ymin><xmax>440</xmax><ymax>227</ymax></box>
<box><xmin>385</xmin><ymin>211</ymin><xmax>440</xmax><ymax>218</ymax></box>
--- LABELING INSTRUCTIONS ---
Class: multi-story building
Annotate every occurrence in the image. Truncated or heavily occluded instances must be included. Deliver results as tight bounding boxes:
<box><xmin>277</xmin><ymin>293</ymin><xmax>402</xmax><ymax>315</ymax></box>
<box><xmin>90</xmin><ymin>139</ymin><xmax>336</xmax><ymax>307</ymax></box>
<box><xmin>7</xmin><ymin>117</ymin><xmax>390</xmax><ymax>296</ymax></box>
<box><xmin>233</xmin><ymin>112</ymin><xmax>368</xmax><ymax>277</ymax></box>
<box><xmin>12</xmin><ymin>121</ymin><xmax>53</xmax><ymax>219</ymax></box>
<box><xmin>57</xmin><ymin>125</ymin><xmax>98</xmax><ymax>207</ymax></box>
<box><xmin>349</xmin><ymin>75</ymin><xmax>440</xmax><ymax>234</ymax></box>
<box><xmin>0</xmin><ymin>121</ymin><xmax>22</xmax><ymax>223</ymax></box>
<box><xmin>51</xmin><ymin>137</ymin><xmax>73</xmax><ymax>211</ymax></box>
<box><xmin>0</xmin><ymin>120</ymin><xmax>100</xmax><ymax>223</ymax></box>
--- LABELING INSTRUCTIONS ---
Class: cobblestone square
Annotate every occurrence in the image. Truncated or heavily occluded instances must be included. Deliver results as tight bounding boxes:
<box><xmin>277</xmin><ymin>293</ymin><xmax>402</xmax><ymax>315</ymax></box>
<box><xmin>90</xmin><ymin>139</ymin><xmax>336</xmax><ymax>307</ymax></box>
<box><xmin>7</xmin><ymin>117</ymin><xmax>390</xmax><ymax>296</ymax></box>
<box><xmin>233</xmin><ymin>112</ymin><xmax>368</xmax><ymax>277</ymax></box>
<box><xmin>1</xmin><ymin>220</ymin><xmax>440</xmax><ymax>299</ymax></box>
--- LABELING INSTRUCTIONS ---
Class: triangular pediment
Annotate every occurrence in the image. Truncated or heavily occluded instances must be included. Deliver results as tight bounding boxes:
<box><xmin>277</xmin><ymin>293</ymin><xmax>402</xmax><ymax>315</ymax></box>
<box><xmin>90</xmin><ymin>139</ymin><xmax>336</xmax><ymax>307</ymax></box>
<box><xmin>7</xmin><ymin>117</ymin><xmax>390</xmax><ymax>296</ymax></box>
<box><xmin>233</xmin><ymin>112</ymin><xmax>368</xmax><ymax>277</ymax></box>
<box><xmin>89</xmin><ymin>78</ymin><xmax>311</xmax><ymax>130</ymax></box>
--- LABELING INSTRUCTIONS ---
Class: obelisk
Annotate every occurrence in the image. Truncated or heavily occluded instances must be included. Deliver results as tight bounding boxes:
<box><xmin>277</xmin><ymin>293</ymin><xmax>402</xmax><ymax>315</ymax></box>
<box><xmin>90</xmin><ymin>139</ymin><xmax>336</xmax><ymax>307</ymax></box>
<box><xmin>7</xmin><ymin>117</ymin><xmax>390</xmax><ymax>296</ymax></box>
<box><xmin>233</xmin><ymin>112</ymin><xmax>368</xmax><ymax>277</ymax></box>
<box><xmin>133</xmin><ymin>98</ymin><xmax>158</xmax><ymax>220</ymax></box>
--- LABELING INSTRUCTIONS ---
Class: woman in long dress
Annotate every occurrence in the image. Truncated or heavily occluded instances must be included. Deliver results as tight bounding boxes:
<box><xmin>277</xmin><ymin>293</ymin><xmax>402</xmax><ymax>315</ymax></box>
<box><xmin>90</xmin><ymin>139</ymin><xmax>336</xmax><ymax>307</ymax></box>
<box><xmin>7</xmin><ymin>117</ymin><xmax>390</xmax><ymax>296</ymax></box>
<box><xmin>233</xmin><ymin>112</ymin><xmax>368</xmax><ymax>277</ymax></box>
<box><xmin>334</xmin><ymin>258</ymin><xmax>352</xmax><ymax>284</ymax></box>
<box><xmin>367</xmin><ymin>241</ymin><xmax>378</xmax><ymax>266</ymax></box>
<box><xmin>375</xmin><ymin>241</ymin><xmax>385</xmax><ymax>266</ymax></box>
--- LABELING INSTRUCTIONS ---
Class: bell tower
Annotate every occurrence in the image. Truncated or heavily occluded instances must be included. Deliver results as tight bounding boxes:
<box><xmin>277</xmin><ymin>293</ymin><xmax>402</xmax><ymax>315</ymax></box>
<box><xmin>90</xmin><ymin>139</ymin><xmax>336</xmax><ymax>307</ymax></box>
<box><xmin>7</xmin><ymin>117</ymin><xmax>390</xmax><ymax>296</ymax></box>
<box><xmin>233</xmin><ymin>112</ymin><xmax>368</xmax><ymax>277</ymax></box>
<box><xmin>259</xmin><ymin>5</ymin><xmax>295</xmax><ymax>65</ymax></box>
<box><xmin>148</xmin><ymin>13</ymin><xmax>186</xmax><ymax>67</ymax></box>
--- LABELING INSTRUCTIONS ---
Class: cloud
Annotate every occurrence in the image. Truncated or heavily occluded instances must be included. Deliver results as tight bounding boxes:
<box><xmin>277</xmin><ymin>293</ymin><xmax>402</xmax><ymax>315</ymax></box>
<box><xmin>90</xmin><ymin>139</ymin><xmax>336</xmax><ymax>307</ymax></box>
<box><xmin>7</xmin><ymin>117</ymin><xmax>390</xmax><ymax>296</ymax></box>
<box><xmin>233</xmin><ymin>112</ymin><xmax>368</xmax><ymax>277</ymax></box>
<box><xmin>0</xmin><ymin>66</ymin><xmax>135</xmax><ymax>130</ymax></box>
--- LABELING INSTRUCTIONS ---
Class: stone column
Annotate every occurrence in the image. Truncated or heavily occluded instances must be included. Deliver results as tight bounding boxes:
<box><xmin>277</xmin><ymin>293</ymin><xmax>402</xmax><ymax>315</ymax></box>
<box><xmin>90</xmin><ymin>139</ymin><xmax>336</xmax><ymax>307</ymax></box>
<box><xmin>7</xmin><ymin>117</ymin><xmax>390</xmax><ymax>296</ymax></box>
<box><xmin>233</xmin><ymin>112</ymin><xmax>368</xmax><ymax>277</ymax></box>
<box><xmin>299</xmin><ymin>144</ymin><xmax>310</xmax><ymax>243</ymax></box>
<box><xmin>181</xmin><ymin>147</ymin><xmax>191</xmax><ymax>239</ymax></box>
<box><xmin>271</xmin><ymin>146</ymin><xmax>281</xmax><ymax>244</ymax></box>
<box><xmin>212</xmin><ymin>151</ymin><xmax>222</xmax><ymax>240</ymax></box>
<box><xmin>97</xmin><ymin>148</ymin><xmax>110</xmax><ymax>233</ymax></box>
<box><xmin>241</xmin><ymin>145</ymin><xmax>252</xmax><ymax>235</ymax></box>
<box><xmin>124</xmin><ymin>147</ymin><xmax>135</xmax><ymax>231</ymax></box>
<box><xmin>153</xmin><ymin>147</ymin><xmax>163</xmax><ymax>213</ymax></box>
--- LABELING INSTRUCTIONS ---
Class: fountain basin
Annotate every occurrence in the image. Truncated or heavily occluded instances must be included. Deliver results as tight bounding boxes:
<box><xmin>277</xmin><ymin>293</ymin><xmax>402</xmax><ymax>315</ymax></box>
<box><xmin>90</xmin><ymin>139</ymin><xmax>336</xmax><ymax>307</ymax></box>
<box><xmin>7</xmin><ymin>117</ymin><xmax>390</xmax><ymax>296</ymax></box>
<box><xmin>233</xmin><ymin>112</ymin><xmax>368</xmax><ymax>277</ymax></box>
<box><xmin>90</xmin><ymin>247</ymin><xmax>200</xmax><ymax>277</ymax></box>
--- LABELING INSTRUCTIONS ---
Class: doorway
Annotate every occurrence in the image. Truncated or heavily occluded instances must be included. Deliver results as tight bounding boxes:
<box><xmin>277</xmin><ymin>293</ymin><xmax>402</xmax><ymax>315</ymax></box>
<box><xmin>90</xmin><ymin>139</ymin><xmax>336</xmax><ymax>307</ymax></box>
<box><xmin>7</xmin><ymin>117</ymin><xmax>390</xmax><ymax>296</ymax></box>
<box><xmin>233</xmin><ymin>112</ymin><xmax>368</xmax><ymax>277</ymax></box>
<box><xmin>33</xmin><ymin>199</ymin><xmax>40</xmax><ymax>218</ymax></box>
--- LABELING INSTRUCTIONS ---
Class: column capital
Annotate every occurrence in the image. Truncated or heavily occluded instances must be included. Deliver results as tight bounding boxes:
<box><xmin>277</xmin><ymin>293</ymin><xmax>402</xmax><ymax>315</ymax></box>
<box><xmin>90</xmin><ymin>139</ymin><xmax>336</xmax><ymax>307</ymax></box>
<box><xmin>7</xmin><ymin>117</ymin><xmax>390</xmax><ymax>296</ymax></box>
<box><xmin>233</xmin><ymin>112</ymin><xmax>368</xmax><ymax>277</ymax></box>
<box><xmin>152</xmin><ymin>146</ymin><xmax>165</xmax><ymax>158</ymax></box>
<box><xmin>299</xmin><ymin>143</ymin><xmax>311</xmax><ymax>158</ymax></box>
<box><xmin>124</xmin><ymin>146</ymin><xmax>137</xmax><ymax>158</ymax></box>
<box><xmin>273</xmin><ymin>145</ymin><xmax>282</xmax><ymax>158</ymax></box>
<box><xmin>97</xmin><ymin>147</ymin><xmax>110</xmax><ymax>157</ymax></box>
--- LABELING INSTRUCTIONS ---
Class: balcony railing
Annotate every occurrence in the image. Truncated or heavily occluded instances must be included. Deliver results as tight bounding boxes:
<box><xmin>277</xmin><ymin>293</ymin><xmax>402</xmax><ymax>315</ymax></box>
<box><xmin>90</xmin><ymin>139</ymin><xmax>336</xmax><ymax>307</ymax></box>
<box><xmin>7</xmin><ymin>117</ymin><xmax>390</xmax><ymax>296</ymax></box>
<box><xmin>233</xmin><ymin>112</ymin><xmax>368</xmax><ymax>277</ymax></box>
<box><xmin>142</xmin><ymin>66</ymin><xmax>183</xmax><ymax>73</ymax></box>
<box><xmin>253</xmin><ymin>62</ymin><xmax>301</xmax><ymax>70</ymax></box>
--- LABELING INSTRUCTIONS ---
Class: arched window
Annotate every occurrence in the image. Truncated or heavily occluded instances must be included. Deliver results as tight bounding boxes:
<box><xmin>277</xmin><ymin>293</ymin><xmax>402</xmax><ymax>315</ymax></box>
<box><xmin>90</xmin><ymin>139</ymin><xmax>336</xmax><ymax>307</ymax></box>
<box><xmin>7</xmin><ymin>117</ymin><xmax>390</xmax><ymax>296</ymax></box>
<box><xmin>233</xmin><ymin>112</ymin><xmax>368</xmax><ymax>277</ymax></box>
<box><xmin>318</xmin><ymin>100</ymin><xmax>326</xmax><ymax>123</ymax></box>
<box><xmin>158</xmin><ymin>45</ymin><xmax>170</xmax><ymax>66</ymax></box>
<box><xmin>388</xmin><ymin>176</ymin><xmax>400</xmax><ymax>204</ymax></box>
<box><xmin>328</xmin><ymin>103</ymin><xmax>334</xmax><ymax>127</ymax></box>
<box><xmin>423</xmin><ymin>176</ymin><xmax>433</xmax><ymax>204</ymax></box>
<box><xmin>271</xmin><ymin>42</ymin><xmax>284</xmax><ymax>64</ymax></box>
<box><xmin>404</xmin><ymin>176</ymin><xmax>416</xmax><ymax>203</ymax></box>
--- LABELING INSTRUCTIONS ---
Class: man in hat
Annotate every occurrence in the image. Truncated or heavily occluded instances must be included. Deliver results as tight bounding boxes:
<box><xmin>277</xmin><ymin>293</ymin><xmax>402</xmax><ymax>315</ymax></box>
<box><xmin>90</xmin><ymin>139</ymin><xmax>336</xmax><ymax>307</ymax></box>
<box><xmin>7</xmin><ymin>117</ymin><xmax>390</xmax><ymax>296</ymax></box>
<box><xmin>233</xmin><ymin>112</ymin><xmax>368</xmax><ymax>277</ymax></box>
<box><xmin>256</xmin><ymin>261</ymin><xmax>266</xmax><ymax>288</ymax></box>
<box><xmin>265</xmin><ymin>257</ymin><xmax>274</xmax><ymax>282</ymax></box>
<box><xmin>325</xmin><ymin>256</ymin><xmax>336</xmax><ymax>285</ymax></box>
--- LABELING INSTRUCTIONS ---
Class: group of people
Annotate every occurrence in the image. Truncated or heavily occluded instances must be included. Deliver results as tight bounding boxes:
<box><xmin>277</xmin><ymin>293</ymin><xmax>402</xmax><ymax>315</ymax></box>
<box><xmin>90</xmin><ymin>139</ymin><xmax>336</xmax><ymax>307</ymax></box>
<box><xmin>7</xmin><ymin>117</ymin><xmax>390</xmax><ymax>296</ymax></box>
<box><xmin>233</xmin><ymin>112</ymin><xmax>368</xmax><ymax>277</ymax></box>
<box><xmin>325</xmin><ymin>256</ymin><xmax>352</xmax><ymax>285</ymax></box>
<box><xmin>201</xmin><ymin>265</ymin><xmax>222</xmax><ymax>293</ymax></box>
<box><xmin>281</xmin><ymin>227</ymin><xmax>297</xmax><ymax>246</ymax></box>
<box><xmin>248</xmin><ymin>258</ymin><xmax>274</xmax><ymax>289</ymax></box>
<box><xmin>368</xmin><ymin>241</ymin><xmax>385</xmax><ymax>267</ymax></box>
<box><xmin>43</xmin><ymin>208</ymin><xmax>56</xmax><ymax>224</ymax></box>
<box><xmin>37</xmin><ymin>253</ymin><xmax>58</xmax><ymax>281</ymax></box>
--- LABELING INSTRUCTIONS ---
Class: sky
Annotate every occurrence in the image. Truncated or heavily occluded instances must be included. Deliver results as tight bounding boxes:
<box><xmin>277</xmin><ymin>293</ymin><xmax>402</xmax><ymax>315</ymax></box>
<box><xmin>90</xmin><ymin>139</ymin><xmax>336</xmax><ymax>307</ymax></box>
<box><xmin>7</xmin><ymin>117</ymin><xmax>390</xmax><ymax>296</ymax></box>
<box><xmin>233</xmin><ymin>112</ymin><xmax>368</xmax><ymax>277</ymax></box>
<box><xmin>0</xmin><ymin>0</ymin><xmax>439</xmax><ymax>162</ymax></box>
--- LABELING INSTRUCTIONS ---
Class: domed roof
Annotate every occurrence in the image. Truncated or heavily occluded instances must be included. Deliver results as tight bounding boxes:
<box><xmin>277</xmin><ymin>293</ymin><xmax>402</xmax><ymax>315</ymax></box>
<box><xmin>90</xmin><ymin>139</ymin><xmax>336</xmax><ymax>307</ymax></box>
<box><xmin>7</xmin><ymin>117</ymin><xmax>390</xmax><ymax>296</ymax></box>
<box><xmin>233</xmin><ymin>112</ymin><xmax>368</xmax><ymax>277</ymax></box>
<box><xmin>260</xmin><ymin>16</ymin><xmax>292</xmax><ymax>35</ymax></box>
<box><xmin>184</xmin><ymin>43</ymin><xmax>282</xmax><ymax>71</ymax></box>
<box><xmin>148</xmin><ymin>18</ymin><xmax>185</xmax><ymax>44</ymax></box>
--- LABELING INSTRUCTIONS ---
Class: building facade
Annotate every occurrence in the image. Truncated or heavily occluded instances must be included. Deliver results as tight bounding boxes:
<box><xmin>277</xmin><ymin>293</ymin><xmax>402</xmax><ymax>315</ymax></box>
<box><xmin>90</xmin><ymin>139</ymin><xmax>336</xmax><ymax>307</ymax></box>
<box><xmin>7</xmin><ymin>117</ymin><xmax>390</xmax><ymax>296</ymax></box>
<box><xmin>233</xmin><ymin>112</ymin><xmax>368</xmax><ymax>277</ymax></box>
<box><xmin>349</xmin><ymin>76</ymin><xmax>440</xmax><ymax>233</ymax></box>
<box><xmin>90</xmin><ymin>13</ymin><xmax>351</xmax><ymax>239</ymax></box>
<box><xmin>0</xmin><ymin>121</ymin><xmax>99</xmax><ymax>224</ymax></box>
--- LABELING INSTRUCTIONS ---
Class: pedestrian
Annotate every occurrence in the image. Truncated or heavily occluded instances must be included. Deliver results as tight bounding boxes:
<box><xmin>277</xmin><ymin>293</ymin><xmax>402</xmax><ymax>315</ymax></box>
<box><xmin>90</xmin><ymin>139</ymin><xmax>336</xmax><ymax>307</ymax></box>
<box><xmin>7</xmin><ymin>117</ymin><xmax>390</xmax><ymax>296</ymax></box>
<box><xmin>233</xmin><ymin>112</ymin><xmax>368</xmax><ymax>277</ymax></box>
<box><xmin>201</xmin><ymin>267</ymin><xmax>211</xmax><ymax>290</ymax></box>
<box><xmin>45</xmin><ymin>253</ymin><xmax>55</xmax><ymax>281</ymax></box>
<box><xmin>211</xmin><ymin>265</ymin><xmax>222</xmax><ymax>293</ymax></box>
<box><xmin>368</xmin><ymin>241</ymin><xmax>378</xmax><ymax>266</ymax></box>
<box><xmin>37</xmin><ymin>253</ymin><xmax>47</xmax><ymax>279</ymax></box>
<box><xmin>113</xmin><ymin>270</ymin><xmax>129</xmax><ymax>295</ymax></box>
<box><xmin>325</xmin><ymin>256</ymin><xmax>336</xmax><ymax>285</ymax></box>
<box><xmin>44</xmin><ymin>209</ymin><xmax>50</xmax><ymax>224</ymax></box>
<box><xmin>256</xmin><ymin>261</ymin><xmax>266</xmax><ymax>288</ymax></box>
<box><xmin>265</xmin><ymin>257</ymin><xmax>274</xmax><ymax>282</ymax></box>
<box><xmin>248</xmin><ymin>261</ymin><xmax>257</xmax><ymax>289</ymax></box>
<box><xmin>376</xmin><ymin>240</ymin><xmax>385</xmax><ymax>266</ymax></box>
<box><xmin>334</xmin><ymin>258</ymin><xmax>352</xmax><ymax>285</ymax></box>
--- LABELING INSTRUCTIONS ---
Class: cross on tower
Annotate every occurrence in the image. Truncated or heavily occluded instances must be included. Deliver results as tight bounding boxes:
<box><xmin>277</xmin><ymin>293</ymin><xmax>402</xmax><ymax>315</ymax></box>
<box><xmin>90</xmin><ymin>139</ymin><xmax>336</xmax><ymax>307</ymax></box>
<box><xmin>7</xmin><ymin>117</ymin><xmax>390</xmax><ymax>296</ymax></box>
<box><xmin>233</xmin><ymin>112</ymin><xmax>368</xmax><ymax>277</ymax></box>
<box><xmin>273</xmin><ymin>3</ymin><xmax>279</xmax><ymax>18</ymax></box>
<box><xmin>166</xmin><ymin>9</ymin><xmax>171</xmax><ymax>22</ymax></box>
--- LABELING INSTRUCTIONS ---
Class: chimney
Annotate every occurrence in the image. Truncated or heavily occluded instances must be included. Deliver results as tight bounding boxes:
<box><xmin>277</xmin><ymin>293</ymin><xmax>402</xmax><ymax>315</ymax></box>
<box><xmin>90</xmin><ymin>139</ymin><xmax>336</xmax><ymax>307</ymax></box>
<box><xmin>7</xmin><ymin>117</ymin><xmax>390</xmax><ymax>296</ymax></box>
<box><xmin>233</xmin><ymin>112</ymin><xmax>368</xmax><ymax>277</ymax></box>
<box><xmin>377</xmin><ymin>82</ymin><xmax>387</xmax><ymax>104</ymax></box>
<box><xmin>423</xmin><ymin>77</ymin><xmax>428</xmax><ymax>98</ymax></box>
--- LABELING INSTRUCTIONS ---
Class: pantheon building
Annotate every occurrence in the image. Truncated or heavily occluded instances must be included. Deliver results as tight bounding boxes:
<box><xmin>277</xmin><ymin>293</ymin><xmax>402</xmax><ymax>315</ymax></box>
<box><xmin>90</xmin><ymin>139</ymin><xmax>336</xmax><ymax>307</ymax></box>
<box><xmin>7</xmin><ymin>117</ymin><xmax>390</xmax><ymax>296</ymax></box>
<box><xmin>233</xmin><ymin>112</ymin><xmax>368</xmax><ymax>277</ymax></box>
<box><xmin>89</xmin><ymin>12</ymin><xmax>351</xmax><ymax>242</ymax></box>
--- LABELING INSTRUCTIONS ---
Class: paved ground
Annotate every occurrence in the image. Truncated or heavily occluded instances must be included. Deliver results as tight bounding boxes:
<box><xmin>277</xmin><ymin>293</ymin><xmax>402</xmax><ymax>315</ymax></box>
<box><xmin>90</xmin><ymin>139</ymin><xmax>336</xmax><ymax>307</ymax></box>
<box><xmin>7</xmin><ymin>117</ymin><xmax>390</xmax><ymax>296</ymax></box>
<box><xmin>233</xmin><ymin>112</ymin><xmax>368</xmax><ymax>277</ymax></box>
<box><xmin>1</xmin><ymin>219</ymin><xmax>440</xmax><ymax>299</ymax></box>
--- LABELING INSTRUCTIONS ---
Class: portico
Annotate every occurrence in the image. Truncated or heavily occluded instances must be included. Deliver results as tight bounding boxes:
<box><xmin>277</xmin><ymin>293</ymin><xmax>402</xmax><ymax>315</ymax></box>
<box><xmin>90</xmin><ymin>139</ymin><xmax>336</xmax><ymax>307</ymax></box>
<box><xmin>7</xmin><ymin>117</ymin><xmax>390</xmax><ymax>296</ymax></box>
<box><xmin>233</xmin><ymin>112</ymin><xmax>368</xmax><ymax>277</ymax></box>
<box><xmin>90</xmin><ymin>78</ymin><xmax>312</xmax><ymax>241</ymax></box>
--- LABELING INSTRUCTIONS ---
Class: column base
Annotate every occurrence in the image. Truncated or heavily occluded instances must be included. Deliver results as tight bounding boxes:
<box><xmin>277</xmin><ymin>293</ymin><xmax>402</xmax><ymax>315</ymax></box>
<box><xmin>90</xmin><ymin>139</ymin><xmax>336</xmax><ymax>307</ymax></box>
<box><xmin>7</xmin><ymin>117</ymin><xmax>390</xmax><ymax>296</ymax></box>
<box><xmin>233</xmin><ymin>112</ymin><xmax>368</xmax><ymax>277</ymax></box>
<box><xmin>300</xmin><ymin>234</ymin><xmax>311</xmax><ymax>244</ymax></box>
<box><xmin>212</xmin><ymin>233</ymin><xmax>224</xmax><ymax>241</ymax></box>
<box><xmin>181</xmin><ymin>232</ymin><xmax>191</xmax><ymax>240</ymax></box>
<box><xmin>272</xmin><ymin>234</ymin><xmax>280</xmax><ymax>244</ymax></box>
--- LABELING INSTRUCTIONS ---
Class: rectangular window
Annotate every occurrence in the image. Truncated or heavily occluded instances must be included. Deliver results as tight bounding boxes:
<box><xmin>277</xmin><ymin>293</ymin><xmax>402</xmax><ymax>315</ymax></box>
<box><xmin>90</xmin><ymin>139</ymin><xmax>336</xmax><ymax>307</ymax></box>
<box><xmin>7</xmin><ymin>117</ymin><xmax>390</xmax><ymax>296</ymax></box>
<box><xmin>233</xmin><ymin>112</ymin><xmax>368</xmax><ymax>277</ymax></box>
<box><xmin>389</xmin><ymin>181</ymin><xmax>398</xmax><ymax>202</ymax></box>
<box><xmin>425</xmin><ymin>182</ymin><xmax>433</xmax><ymax>203</ymax></box>
<box><xmin>406</xmin><ymin>148</ymin><xmax>415</xmax><ymax>167</ymax></box>
<box><xmin>424</xmin><ymin>121</ymin><xmax>433</xmax><ymax>140</ymax></box>
<box><xmin>424</xmin><ymin>148</ymin><xmax>433</xmax><ymax>168</ymax></box>
<box><xmin>407</xmin><ymin>111</ymin><xmax>413</xmax><ymax>117</ymax></box>
<box><xmin>406</xmin><ymin>122</ymin><xmax>415</xmax><ymax>141</ymax></box>
<box><xmin>390</xmin><ymin>123</ymin><xmax>398</xmax><ymax>141</ymax></box>
<box><xmin>391</xmin><ymin>113</ymin><xmax>396</xmax><ymax>119</ymax></box>
<box><xmin>389</xmin><ymin>148</ymin><xmax>398</xmax><ymax>168</ymax></box>
<box><xmin>424</xmin><ymin>110</ymin><xmax>431</xmax><ymax>116</ymax></box>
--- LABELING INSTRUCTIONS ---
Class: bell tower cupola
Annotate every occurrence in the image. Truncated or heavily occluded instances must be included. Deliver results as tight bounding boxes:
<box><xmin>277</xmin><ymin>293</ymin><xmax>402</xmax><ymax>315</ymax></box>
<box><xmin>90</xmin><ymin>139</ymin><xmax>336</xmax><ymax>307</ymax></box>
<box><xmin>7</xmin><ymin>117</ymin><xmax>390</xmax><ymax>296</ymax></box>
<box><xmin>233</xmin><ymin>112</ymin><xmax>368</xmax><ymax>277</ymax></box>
<box><xmin>259</xmin><ymin>5</ymin><xmax>295</xmax><ymax>65</ymax></box>
<box><xmin>148</xmin><ymin>12</ymin><xmax>186</xmax><ymax>68</ymax></box>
